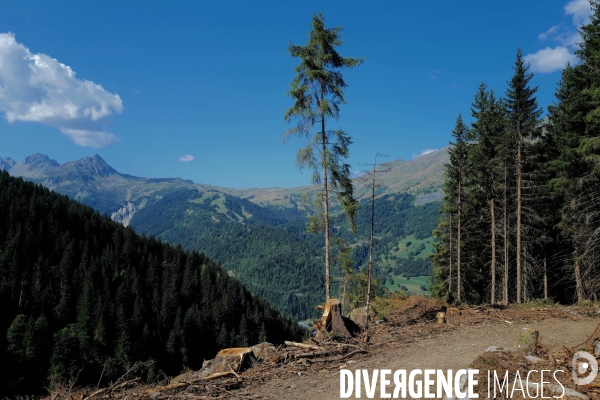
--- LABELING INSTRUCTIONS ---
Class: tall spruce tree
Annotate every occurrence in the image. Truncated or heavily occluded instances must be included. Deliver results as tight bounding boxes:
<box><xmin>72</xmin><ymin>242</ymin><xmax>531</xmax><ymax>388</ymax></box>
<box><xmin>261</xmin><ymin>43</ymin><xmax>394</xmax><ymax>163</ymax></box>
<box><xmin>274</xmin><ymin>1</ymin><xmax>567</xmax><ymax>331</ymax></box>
<box><xmin>505</xmin><ymin>48</ymin><xmax>543</xmax><ymax>303</ymax></box>
<box><xmin>433</xmin><ymin>115</ymin><xmax>470</xmax><ymax>302</ymax></box>
<box><xmin>469</xmin><ymin>84</ymin><xmax>506</xmax><ymax>303</ymax></box>
<box><xmin>546</xmin><ymin>67</ymin><xmax>587</xmax><ymax>301</ymax></box>
<box><xmin>284</xmin><ymin>13</ymin><xmax>363</xmax><ymax>300</ymax></box>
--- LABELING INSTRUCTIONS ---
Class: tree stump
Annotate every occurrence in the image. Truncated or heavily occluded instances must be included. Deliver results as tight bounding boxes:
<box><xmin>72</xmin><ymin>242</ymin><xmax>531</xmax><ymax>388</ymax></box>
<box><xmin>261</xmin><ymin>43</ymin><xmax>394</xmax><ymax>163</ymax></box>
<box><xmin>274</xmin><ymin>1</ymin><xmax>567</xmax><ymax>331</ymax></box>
<box><xmin>436</xmin><ymin>312</ymin><xmax>446</xmax><ymax>324</ymax></box>
<box><xmin>446</xmin><ymin>307</ymin><xmax>461</xmax><ymax>316</ymax></box>
<box><xmin>208</xmin><ymin>347</ymin><xmax>254</xmax><ymax>375</ymax></box>
<box><xmin>314</xmin><ymin>298</ymin><xmax>359</xmax><ymax>338</ymax></box>
<box><xmin>517</xmin><ymin>329</ymin><xmax>539</xmax><ymax>354</ymax></box>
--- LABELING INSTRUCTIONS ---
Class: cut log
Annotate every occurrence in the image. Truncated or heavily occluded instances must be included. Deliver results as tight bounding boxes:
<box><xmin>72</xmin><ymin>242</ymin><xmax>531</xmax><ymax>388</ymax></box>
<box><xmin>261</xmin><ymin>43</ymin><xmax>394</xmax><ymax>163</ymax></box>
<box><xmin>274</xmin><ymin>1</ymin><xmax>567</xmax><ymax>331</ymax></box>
<box><xmin>251</xmin><ymin>342</ymin><xmax>276</xmax><ymax>360</ymax></box>
<box><xmin>314</xmin><ymin>298</ymin><xmax>360</xmax><ymax>338</ymax></box>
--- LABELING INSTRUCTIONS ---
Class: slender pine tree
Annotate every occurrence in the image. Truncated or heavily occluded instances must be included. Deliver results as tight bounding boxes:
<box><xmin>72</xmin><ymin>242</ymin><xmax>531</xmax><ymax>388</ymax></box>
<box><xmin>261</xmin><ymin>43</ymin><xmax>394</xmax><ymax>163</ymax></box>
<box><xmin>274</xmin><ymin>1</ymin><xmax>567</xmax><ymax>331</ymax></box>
<box><xmin>284</xmin><ymin>13</ymin><xmax>363</xmax><ymax>300</ymax></box>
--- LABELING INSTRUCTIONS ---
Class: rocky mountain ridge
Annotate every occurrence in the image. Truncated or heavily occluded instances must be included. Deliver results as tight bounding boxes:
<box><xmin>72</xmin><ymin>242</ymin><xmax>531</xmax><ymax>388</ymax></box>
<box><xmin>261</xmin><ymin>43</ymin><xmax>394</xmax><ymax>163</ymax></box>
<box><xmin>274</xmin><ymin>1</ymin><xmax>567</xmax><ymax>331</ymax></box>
<box><xmin>0</xmin><ymin>149</ymin><xmax>448</xmax><ymax>223</ymax></box>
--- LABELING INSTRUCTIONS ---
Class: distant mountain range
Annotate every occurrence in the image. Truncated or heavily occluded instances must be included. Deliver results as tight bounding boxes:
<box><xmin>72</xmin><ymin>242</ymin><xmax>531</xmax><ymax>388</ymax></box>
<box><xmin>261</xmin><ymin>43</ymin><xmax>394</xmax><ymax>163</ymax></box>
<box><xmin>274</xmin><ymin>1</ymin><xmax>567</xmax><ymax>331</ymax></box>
<box><xmin>0</xmin><ymin>149</ymin><xmax>447</xmax><ymax>223</ymax></box>
<box><xmin>0</xmin><ymin>150</ymin><xmax>447</xmax><ymax>319</ymax></box>
<box><xmin>216</xmin><ymin>149</ymin><xmax>448</xmax><ymax>208</ymax></box>
<box><xmin>1</xmin><ymin>153</ymin><xmax>202</xmax><ymax>225</ymax></box>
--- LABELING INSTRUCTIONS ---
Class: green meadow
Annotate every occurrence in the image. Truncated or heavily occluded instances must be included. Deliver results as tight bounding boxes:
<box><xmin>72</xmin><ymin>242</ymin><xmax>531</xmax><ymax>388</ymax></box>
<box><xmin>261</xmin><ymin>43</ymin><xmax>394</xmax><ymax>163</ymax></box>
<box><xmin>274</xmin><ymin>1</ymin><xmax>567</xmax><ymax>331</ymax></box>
<box><xmin>385</xmin><ymin>275</ymin><xmax>431</xmax><ymax>296</ymax></box>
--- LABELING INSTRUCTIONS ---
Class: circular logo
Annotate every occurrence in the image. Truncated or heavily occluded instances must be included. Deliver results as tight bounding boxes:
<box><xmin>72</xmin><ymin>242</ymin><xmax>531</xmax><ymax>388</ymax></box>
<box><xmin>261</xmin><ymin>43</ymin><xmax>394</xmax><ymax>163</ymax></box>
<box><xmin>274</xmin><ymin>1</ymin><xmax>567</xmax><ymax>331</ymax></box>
<box><xmin>572</xmin><ymin>351</ymin><xmax>598</xmax><ymax>385</ymax></box>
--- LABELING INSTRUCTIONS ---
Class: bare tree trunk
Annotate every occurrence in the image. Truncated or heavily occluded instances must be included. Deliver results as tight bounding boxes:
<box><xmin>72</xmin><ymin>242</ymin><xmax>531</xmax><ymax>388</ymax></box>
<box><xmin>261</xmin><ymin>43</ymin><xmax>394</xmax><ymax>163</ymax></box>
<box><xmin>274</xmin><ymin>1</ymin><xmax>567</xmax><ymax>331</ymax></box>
<box><xmin>321</xmin><ymin>115</ymin><xmax>331</xmax><ymax>300</ymax></box>
<box><xmin>543</xmin><ymin>255</ymin><xmax>548</xmax><ymax>300</ymax></box>
<box><xmin>18</xmin><ymin>279</ymin><xmax>25</xmax><ymax>308</ymax></box>
<box><xmin>516</xmin><ymin>129</ymin><xmax>522</xmax><ymax>304</ymax></box>
<box><xmin>341</xmin><ymin>274</ymin><xmax>348</xmax><ymax>316</ymax></box>
<box><xmin>457</xmin><ymin>167</ymin><xmax>462</xmax><ymax>303</ymax></box>
<box><xmin>503</xmin><ymin>164</ymin><xmax>509</xmax><ymax>304</ymax></box>
<box><xmin>449</xmin><ymin>210</ymin><xmax>453</xmax><ymax>297</ymax></box>
<box><xmin>364</xmin><ymin>168</ymin><xmax>375</xmax><ymax>330</ymax></box>
<box><xmin>491</xmin><ymin>198</ymin><xmax>496</xmax><ymax>304</ymax></box>
<box><xmin>574</xmin><ymin>245</ymin><xmax>584</xmax><ymax>303</ymax></box>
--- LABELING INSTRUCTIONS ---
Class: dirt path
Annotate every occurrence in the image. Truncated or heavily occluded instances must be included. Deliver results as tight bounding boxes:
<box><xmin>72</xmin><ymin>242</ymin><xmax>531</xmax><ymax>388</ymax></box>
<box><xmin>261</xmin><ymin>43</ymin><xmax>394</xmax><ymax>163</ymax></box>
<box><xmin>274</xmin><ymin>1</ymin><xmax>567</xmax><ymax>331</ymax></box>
<box><xmin>251</xmin><ymin>317</ymin><xmax>598</xmax><ymax>400</ymax></box>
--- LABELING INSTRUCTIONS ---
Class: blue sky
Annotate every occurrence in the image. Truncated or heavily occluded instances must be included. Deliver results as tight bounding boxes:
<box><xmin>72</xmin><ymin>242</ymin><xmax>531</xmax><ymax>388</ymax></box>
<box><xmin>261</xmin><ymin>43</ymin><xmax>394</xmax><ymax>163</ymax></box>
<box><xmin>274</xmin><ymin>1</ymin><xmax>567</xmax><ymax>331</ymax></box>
<box><xmin>0</xmin><ymin>0</ymin><xmax>593</xmax><ymax>188</ymax></box>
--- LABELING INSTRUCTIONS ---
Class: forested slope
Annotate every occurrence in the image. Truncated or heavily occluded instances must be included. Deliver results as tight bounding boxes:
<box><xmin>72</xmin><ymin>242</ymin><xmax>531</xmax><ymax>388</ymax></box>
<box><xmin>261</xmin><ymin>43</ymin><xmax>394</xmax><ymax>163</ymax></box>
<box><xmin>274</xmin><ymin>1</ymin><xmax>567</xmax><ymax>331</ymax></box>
<box><xmin>338</xmin><ymin>193</ymin><xmax>440</xmax><ymax>279</ymax></box>
<box><xmin>129</xmin><ymin>188</ymin><xmax>325</xmax><ymax>320</ymax></box>
<box><xmin>0</xmin><ymin>171</ymin><xmax>303</xmax><ymax>395</ymax></box>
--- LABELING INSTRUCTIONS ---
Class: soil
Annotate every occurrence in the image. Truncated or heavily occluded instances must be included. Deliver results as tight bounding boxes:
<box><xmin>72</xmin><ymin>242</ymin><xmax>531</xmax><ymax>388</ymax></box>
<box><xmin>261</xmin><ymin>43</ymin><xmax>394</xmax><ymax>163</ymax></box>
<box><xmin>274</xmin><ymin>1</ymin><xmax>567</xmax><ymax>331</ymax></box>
<box><xmin>249</xmin><ymin>316</ymin><xmax>598</xmax><ymax>400</ymax></box>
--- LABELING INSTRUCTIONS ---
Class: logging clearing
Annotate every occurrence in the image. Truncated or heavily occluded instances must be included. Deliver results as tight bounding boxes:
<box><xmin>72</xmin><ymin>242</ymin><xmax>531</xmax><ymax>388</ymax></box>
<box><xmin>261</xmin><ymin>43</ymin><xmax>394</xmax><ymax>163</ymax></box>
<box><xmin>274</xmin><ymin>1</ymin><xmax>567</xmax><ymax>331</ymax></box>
<box><xmin>43</xmin><ymin>297</ymin><xmax>600</xmax><ymax>399</ymax></box>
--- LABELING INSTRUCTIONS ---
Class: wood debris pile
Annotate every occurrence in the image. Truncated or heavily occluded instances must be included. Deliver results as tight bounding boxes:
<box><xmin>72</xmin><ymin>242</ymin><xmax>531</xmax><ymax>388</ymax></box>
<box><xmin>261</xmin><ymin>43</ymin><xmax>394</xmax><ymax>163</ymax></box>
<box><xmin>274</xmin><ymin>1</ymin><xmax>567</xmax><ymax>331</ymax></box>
<box><xmin>385</xmin><ymin>296</ymin><xmax>447</xmax><ymax>326</ymax></box>
<box><xmin>467</xmin><ymin>322</ymin><xmax>600</xmax><ymax>399</ymax></box>
<box><xmin>47</xmin><ymin>336</ymin><xmax>369</xmax><ymax>400</ymax></box>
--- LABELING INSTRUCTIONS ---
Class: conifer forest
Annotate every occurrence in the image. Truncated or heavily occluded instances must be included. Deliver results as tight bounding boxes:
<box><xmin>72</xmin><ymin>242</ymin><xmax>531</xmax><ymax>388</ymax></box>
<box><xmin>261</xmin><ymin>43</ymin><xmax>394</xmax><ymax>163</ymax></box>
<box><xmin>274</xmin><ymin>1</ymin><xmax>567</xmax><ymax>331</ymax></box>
<box><xmin>431</xmin><ymin>4</ymin><xmax>600</xmax><ymax>305</ymax></box>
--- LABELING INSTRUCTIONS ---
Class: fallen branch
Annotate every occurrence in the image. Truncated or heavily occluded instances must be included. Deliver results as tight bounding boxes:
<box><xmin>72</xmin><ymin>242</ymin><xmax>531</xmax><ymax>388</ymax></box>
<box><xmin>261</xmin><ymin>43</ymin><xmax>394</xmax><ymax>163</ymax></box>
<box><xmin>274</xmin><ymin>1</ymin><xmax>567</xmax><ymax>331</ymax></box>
<box><xmin>284</xmin><ymin>341</ymin><xmax>321</xmax><ymax>350</ymax></box>
<box><xmin>228</xmin><ymin>364</ymin><xmax>241</xmax><ymax>380</ymax></box>
<box><xmin>306</xmin><ymin>349</ymin><xmax>368</xmax><ymax>363</ymax></box>
<box><xmin>294</xmin><ymin>350</ymin><xmax>337</xmax><ymax>358</ymax></box>
<box><xmin>145</xmin><ymin>372</ymin><xmax>240</xmax><ymax>395</ymax></box>
<box><xmin>572</xmin><ymin>320</ymin><xmax>600</xmax><ymax>350</ymax></box>
<box><xmin>84</xmin><ymin>378</ymin><xmax>140</xmax><ymax>400</ymax></box>
<box><xmin>335</xmin><ymin>343</ymin><xmax>365</xmax><ymax>350</ymax></box>
<box><xmin>201</xmin><ymin>371</ymin><xmax>239</xmax><ymax>381</ymax></box>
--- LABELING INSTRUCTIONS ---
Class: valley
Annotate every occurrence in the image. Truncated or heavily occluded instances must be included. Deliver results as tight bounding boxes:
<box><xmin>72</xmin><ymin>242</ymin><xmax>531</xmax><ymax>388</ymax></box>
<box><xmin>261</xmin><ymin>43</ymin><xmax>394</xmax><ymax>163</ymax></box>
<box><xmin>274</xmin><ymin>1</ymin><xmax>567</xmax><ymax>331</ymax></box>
<box><xmin>0</xmin><ymin>150</ymin><xmax>446</xmax><ymax>320</ymax></box>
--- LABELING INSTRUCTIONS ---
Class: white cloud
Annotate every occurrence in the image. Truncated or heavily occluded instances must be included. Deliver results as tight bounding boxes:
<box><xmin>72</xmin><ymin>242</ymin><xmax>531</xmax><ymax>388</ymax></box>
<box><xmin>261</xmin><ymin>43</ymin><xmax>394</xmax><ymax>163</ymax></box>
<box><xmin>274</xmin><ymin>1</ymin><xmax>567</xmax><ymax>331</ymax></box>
<box><xmin>526</xmin><ymin>0</ymin><xmax>592</xmax><ymax>73</ymax></box>
<box><xmin>0</xmin><ymin>32</ymin><xmax>123</xmax><ymax>147</ymax></box>
<box><xmin>539</xmin><ymin>25</ymin><xmax>560</xmax><ymax>40</ymax></box>
<box><xmin>524</xmin><ymin>46</ymin><xmax>577</xmax><ymax>73</ymax></box>
<box><xmin>556</xmin><ymin>31</ymin><xmax>583</xmax><ymax>47</ymax></box>
<box><xmin>179</xmin><ymin>154</ymin><xmax>194</xmax><ymax>162</ymax></box>
<box><xmin>565</xmin><ymin>0</ymin><xmax>592</xmax><ymax>26</ymax></box>
<box><xmin>412</xmin><ymin>148</ymin><xmax>438</xmax><ymax>159</ymax></box>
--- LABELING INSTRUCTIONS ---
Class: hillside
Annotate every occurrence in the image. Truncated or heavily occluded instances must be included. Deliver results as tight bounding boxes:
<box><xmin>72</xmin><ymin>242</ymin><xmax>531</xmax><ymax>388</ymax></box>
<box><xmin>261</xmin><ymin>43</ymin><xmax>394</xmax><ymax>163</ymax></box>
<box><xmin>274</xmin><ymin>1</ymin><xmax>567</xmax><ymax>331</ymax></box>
<box><xmin>373</xmin><ymin>148</ymin><xmax>448</xmax><ymax>196</ymax></box>
<box><xmin>0</xmin><ymin>171</ymin><xmax>302</xmax><ymax>395</ymax></box>
<box><xmin>338</xmin><ymin>192</ymin><xmax>441</xmax><ymax>295</ymax></box>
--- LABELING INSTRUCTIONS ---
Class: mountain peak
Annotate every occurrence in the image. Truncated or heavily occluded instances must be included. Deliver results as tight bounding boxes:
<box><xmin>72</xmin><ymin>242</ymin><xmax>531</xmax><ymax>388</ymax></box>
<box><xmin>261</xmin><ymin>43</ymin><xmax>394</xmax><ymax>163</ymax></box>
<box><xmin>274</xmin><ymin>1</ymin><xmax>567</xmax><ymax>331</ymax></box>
<box><xmin>0</xmin><ymin>156</ymin><xmax>16</xmax><ymax>171</ymax></box>
<box><xmin>9</xmin><ymin>153</ymin><xmax>59</xmax><ymax>178</ymax></box>
<box><xmin>67</xmin><ymin>154</ymin><xmax>117</xmax><ymax>178</ymax></box>
<box><xmin>23</xmin><ymin>153</ymin><xmax>60</xmax><ymax>168</ymax></box>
